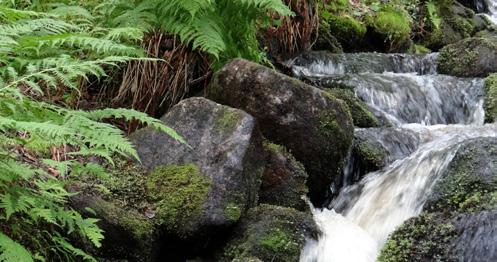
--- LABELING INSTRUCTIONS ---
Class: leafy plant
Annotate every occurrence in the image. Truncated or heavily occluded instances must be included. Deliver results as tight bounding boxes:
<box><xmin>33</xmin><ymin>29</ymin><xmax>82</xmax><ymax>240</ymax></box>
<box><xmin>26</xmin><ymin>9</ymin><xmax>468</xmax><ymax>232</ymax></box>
<box><xmin>0</xmin><ymin>4</ymin><xmax>181</xmax><ymax>261</ymax></box>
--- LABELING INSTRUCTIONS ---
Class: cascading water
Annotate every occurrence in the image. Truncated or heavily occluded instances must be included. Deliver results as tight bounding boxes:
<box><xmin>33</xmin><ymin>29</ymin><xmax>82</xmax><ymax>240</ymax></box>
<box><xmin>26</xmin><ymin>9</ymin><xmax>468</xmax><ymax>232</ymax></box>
<box><xmin>485</xmin><ymin>0</ymin><xmax>497</xmax><ymax>24</ymax></box>
<box><xmin>288</xmin><ymin>52</ymin><xmax>497</xmax><ymax>262</ymax></box>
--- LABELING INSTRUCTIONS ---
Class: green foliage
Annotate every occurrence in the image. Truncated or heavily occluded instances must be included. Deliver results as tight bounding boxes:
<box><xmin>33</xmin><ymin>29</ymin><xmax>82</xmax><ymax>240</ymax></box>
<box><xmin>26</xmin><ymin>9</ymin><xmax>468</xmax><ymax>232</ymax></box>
<box><xmin>97</xmin><ymin>0</ymin><xmax>292</xmax><ymax>67</ymax></box>
<box><xmin>0</xmin><ymin>3</ymin><xmax>182</xmax><ymax>261</ymax></box>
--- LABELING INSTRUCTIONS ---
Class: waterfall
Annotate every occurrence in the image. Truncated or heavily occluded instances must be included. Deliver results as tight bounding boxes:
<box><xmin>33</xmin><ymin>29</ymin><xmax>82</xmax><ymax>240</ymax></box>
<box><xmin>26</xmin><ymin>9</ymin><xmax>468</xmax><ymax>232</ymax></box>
<box><xmin>289</xmin><ymin>52</ymin><xmax>497</xmax><ymax>262</ymax></box>
<box><xmin>485</xmin><ymin>0</ymin><xmax>497</xmax><ymax>24</ymax></box>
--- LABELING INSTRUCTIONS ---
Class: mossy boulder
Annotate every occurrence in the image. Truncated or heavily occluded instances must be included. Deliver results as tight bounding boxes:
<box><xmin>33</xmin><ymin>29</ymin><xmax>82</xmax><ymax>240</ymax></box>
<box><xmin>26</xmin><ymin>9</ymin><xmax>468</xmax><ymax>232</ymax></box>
<box><xmin>365</xmin><ymin>5</ymin><xmax>413</xmax><ymax>52</ymax></box>
<box><xmin>324</xmin><ymin>15</ymin><xmax>366</xmax><ymax>51</ymax></box>
<box><xmin>379</xmin><ymin>138</ymin><xmax>497</xmax><ymax>262</ymax></box>
<box><xmin>425</xmin><ymin>138</ymin><xmax>497</xmax><ymax>213</ymax></box>
<box><xmin>221</xmin><ymin>205</ymin><xmax>318</xmax><ymax>262</ymax></box>
<box><xmin>69</xmin><ymin>191</ymin><xmax>157</xmax><ymax>262</ymax></box>
<box><xmin>326</xmin><ymin>88</ymin><xmax>380</xmax><ymax>128</ymax></box>
<box><xmin>131</xmin><ymin>97</ymin><xmax>266</xmax><ymax>239</ymax></box>
<box><xmin>259</xmin><ymin>142</ymin><xmax>309</xmax><ymax>211</ymax></box>
<box><xmin>438</xmin><ymin>36</ymin><xmax>497</xmax><ymax>77</ymax></box>
<box><xmin>484</xmin><ymin>74</ymin><xmax>497</xmax><ymax>123</ymax></box>
<box><xmin>348</xmin><ymin>127</ymin><xmax>420</xmax><ymax>183</ymax></box>
<box><xmin>423</xmin><ymin>1</ymin><xmax>477</xmax><ymax>50</ymax></box>
<box><xmin>206</xmin><ymin>59</ymin><xmax>354</xmax><ymax>206</ymax></box>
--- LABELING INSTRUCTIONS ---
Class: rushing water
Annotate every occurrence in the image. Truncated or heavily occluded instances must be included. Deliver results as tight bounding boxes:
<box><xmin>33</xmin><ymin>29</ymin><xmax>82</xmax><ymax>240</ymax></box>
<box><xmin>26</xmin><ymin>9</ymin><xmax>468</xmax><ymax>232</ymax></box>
<box><xmin>485</xmin><ymin>0</ymin><xmax>497</xmax><ymax>24</ymax></box>
<box><xmin>290</xmin><ymin>52</ymin><xmax>497</xmax><ymax>262</ymax></box>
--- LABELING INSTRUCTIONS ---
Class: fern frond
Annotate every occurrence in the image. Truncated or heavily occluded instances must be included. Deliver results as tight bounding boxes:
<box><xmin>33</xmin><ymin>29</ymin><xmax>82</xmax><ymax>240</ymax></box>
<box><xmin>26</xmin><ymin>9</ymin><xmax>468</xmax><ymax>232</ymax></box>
<box><xmin>0</xmin><ymin>233</ymin><xmax>33</xmax><ymax>262</ymax></box>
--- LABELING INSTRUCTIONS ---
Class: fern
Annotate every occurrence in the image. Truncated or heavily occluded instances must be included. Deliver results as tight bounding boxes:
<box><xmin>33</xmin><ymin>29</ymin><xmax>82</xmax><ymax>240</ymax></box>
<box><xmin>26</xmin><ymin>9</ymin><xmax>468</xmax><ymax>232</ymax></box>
<box><xmin>0</xmin><ymin>3</ymin><xmax>182</xmax><ymax>261</ymax></box>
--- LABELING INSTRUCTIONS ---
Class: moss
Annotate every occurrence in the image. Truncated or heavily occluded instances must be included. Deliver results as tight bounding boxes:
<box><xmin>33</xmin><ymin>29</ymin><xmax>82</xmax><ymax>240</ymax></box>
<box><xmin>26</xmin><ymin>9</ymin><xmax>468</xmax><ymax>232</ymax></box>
<box><xmin>414</xmin><ymin>44</ymin><xmax>431</xmax><ymax>54</ymax></box>
<box><xmin>93</xmin><ymin>199</ymin><xmax>155</xmax><ymax>239</ymax></box>
<box><xmin>484</xmin><ymin>74</ymin><xmax>497</xmax><ymax>123</ymax></box>
<box><xmin>366</xmin><ymin>5</ymin><xmax>412</xmax><ymax>51</ymax></box>
<box><xmin>225</xmin><ymin>203</ymin><xmax>242</xmax><ymax>222</ymax></box>
<box><xmin>378</xmin><ymin>213</ymin><xmax>457</xmax><ymax>262</ymax></box>
<box><xmin>224</xmin><ymin>205</ymin><xmax>314</xmax><ymax>262</ymax></box>
<box><xmin>259</xmin><ymin>228</ymin><xmax>299</xmax><ymax>255</ymax></box>
<box><xmin>437</xmin><ymin>37</ymin><xmax>481</xmax><ymax>76</ymax></box>
<box><xmin>355</xmin><ymin>141</ymin><xmax>387</xmax><ymax>169</ymax></box>
<box><xmin>326</xmin><ymin>88</ymin><xmax>380</xmax><ymax>128</ymax></box>
<box><xmin>325</xmin><ymin>15</ymin><xmax>367</xmax><ymax>46</ymax></box>
<box><xmin>215</xmin><ymin>109</ymin><xmax>242</xmax><ymax>132</ymax></box>
<box><xmin>146</xmin><ymin>163</ymin><xmax>211</xmax><ymax>236</ymax></box>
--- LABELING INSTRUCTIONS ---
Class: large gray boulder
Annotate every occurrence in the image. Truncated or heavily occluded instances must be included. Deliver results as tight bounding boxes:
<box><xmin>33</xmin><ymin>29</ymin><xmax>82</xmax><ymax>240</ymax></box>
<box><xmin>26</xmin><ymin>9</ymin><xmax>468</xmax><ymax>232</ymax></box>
<box><xmin>206</xmin><ymin>59</ymin><xmax>354</xmax><ymax>206</ymax></box>
<box><xmin>130</xmin><ymin>97</ymin><xmax>266</xmax><ymax>238</ymax></box>
<box><xmin>438</xmin><ymin>36</ymin><xmax>497</xmax><ymax>77</ymax></box>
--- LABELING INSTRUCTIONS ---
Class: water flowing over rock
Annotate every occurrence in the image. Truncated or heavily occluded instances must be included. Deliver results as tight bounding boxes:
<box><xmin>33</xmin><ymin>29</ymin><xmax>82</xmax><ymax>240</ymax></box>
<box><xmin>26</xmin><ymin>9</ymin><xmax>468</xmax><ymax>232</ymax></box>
<box><xmin>130</xmin><ymin>97</ymin><xmax>265</xmax><ymax>239</ymax></box>
<box><xmin>288</xmin><ymin>51</ymin><xmax>439</xmax><ymax>76</ymax></box>
<box><xmin>485</xmin><ymin>0</ymin><xmax>497</xmax><ymax>24</ymax></box>
<box><xmin>296</xmin><ymin>50</ymin><xmax>497</xmax><ymax>262</ymax></box>
<box><xmin>206</xmin><ymin>59</ymin><xmax>354</xmax><ymax>206</ymax></box>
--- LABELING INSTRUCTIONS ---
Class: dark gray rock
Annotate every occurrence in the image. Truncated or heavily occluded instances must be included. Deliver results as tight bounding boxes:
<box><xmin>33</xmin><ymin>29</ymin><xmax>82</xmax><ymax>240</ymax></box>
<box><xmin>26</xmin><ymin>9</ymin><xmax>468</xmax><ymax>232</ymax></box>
<box><xmin>221</xmin><ymin>204</ymin><xmax>318</xmax><ymax>262</ymax></box>
<box><xmin>451</xmin><ymin>210</ymin><xmax>497</xmax><ymax>262</ymax></box>
<box><xmin>425</xmin><ymin>137</ymin><xmax>497</xmax><ymax>212</ymax></box>
<box><xmin>326</xmin><ymin>88</ymin><xmax>380</xmax><ymax>128</ymax></box>
<box><xmin>69</xmin><ymin>189</ymin><xmax>158</xmax><ymax>262</ymax></box>
<box><xmin>259</xmin><ymin>142</ymin><xmax>308</xmax><ymax>211</ymax></box>
<box><xmin>347</xmin><ymin>127</ymin><xmax>421</xmax><ymax>183</ymax></box>
<box><xmin>438</xmin><ymin>36</ymin><xmax>497</xmax><ymax>77</ymax></box>
<box><xmin>130</xmin><ymin>97</ymin><xmax>266</xmax><ymax>237</ymax></box>
<box><xmin>206</xmin><ymin>59</ymin><xmax>354</xmax><ymax>206</ymax></box>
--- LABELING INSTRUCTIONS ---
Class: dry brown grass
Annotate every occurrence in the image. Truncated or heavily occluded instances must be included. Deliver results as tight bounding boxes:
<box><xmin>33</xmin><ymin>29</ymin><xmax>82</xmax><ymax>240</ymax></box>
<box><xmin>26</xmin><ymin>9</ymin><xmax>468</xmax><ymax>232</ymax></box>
<box><xmin>261</xmin><ymin>0</ymin><xmax>319</xmax><ymax>61</ymax></box>
<box><xmin>112</xmin><ymin>31</ymin><xmax>211</xmax><ymax>118</ymax></box>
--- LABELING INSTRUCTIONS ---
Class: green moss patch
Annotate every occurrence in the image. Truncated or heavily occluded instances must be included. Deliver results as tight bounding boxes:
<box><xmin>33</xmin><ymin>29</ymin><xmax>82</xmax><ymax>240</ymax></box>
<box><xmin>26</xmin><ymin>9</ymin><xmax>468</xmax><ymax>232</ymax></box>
<box><xmin>225</xmin><ymin>203</ymin><xmax>242</xmax><ymax>222</ymax></box>
<box><xmin>215</xmin><ymin>109</ymin><xmax>242</xmax><ymax>132</ymax></box>
<box><xmin>146</xmin><ymin>163</ymin><xmax>211</xmax><ymax>236</ymax></box>
<box><xmin>326</xmin><ymin>15</ymin><xmax>367</xmax><ymax>46</ymax></box>
<box><xmin>326</xmin><ymin>88</ymin><xmax>379</xmax><ymax>128</ymax></box>
<box><xmin>378</xmin><ymin>213</ymin><xmax>456</xmax><ymax>262</ymax></box>
<box><xmin>366</xmin><ymin>5</ymin><xmax>412</xmax><ymax>51</ymax></box>
<box><xmin>484</xmin><ymin>74</ymin><xmax>497</xmax><ymax>123</ymax></box>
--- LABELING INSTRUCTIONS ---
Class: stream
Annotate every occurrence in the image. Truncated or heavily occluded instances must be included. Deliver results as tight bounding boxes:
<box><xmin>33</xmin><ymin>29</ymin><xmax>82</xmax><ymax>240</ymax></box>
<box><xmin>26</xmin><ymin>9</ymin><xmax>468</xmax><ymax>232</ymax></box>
<box><xmin>288</xmin><ymin>52</ymin><xmax>497</xmax><ymax>261</ymax></box>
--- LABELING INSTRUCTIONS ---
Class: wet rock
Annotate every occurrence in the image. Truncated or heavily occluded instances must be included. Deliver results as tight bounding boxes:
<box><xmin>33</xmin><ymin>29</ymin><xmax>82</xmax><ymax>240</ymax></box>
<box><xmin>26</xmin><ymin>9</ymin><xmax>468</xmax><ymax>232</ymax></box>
<box><xmin>221</xmin><ymin>205</ymin><xmax>318</xmax><ymax>262</ymax></box>
<box><xmin>458</xmin><ymin>0</ymin><xmax>488</xmax><ymax>13</ymax></box>
<box><xmin>423</xmin><ymin>1</ymin><xmax>477</xmax><ymax>50</ymax></box>
<box><xmin>130</xmin><ymin>97</ymin><xmax>266</xmax><ymax>238</ymax></box>
<box><xmin>438</xmin><ymin>36</ymin><xmax>497</xmax><ymax>77</ymax></box>
<box><xmin>349</xmin><ymin>127</ymin><xmax>420</xmax><ymax>183</ymax></box>
<box><xmin>380</xmin><ymin>138</ymin><xmax>497</xmax><ymax>262</ymax></box>
<box><xmin>206</xmin><ymin>59</ymin><xmax>354</xmax><ymax>206</ymax></box>
<box><xmin>326</xmin><ymin>88</ymin><xmax>380</xmax><ymax>128</ymax></box>
<box><xmin>425</xmin><ymin>137</ymin><xmax>497</xmax><ymax>213</ymax></box>
<box><xmin>450</xmin><ymin>210</ymin><xmax>497</xmax><ymax>262</ymax></box>
<box><xmin>484</xmin><ymin>74</ymin><xmax>497</xmax><ymax>123</ymax></box>
<box><xmin>259</xmin><ymin>142</ymin><xmax>308</xmax><ymax>211</ymax></box>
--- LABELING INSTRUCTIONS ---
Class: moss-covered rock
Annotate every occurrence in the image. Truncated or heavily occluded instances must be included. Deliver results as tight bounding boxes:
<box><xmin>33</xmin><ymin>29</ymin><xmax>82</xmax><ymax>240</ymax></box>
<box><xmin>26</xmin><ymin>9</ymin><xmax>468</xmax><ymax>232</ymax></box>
<box><xmin>379</xmin><ymin>138</ymin><xmax>497</xmax><ymax>262</ymax></box>
<box><xmin>221</xmin><ymin>205</ymin><xmax>318</xmax><ymax>262</ymax></box>
<box><xmin>425</xmin><ymin>138</ymin><xmax>497</xmax><ymax>213</ymax></box>
<box><xmin>365</xmin><ymin>5</ymin><xmax>412</xmax><ymax>52</ymax></box>
<box><xmin>422</xmin><ymin>0</ymin><xmax>477</xmax><ymax>50</ymax></box>
<box><xmin>206</xmin><ymin>59</ymin><xmax>354</xmax><ymax>206</ymax></box>
<box><xmin>146</xmin><ymin>164</ymin><xmax>211</xmax><ymax>237</ymax></box>
<box><xmin>326</xmin><ymin>88</ymin><xmax>380</xmax><ymax>128</ymax></box>
<box><xmin>325</xmin><ymin>15</ymin><xmax>366</xmax><ymax>51</ymax></box>
<box><xmin>259</xmin><ymin>142</ymin><xmax>308</xmax><ymax>211</ymax></box>
<box><xmin>438</xmin><ymin>36</ymin><xmax>497</xmax><ymax>77</ymax></box>
<box><xmin>378</xmin><ymin>213</ymin><xmax>457</xmax><ymax>262</ymax></box>
<box><xmin>69</xmin><ymin>189</ymin><xmax>157</xmax><ymax>262</ymax></box>
<box><xmin>484</xmin><ymin>74</ymin><xmax>497</xmax><ymax>123</ymax></box>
